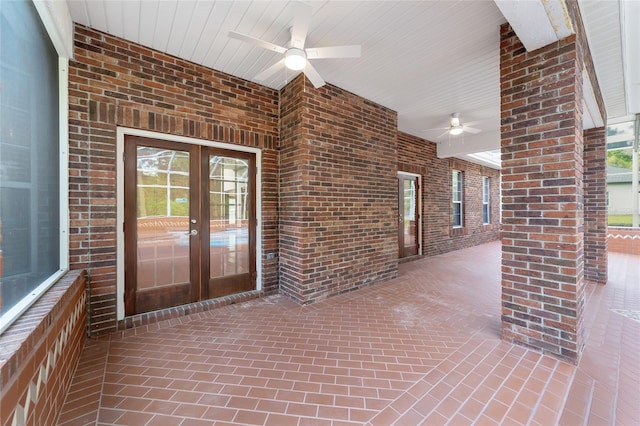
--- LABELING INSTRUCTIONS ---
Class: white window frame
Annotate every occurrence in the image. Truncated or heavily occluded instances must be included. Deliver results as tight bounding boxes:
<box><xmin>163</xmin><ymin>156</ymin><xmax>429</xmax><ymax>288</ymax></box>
<box><xmin>116</xmin><ymin>128</ymin><xmax>263</xmax><ymax>321</ymax></box>
<box><xmin>398</xmin><ymin>171</ymin><xmax>422</xmax><ymax>256</ymax></box>
<box><xmin>452</xmin><ymin>170</ymin><xmax>463</xmax><ymax>228</ymax></box>
<box><xmin>482</xmin><ymin>176</ymin><xmax>491</xmax><ymax>225</ymax></box>
<box><xmin>0</xmin><ymin>2</ymin><xmax>70</xmax><ymax>334</ymax></box>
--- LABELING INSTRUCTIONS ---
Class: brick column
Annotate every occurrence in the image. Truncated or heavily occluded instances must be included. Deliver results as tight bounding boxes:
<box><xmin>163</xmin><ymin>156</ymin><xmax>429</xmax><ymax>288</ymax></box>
<box><xmin>500</xmin><ymin>24</ymin><xmax>586</xmax><ymax>363</ymax></box>
<box><xmin>584</xmin><ymin>127</ymin><xmax>608</xmax><ymax>284</ymax></box>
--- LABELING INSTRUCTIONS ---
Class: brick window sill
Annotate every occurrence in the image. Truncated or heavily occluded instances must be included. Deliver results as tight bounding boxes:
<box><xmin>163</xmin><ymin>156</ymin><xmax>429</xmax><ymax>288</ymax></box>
<box><xmin>0</xmin><ymin>270</ymin><xmax>87</xmax><ymax>424</ymax></box>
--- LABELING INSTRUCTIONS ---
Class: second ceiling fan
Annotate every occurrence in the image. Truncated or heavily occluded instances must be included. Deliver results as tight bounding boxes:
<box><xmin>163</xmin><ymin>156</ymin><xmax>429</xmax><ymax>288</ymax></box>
<box><xmin>434</xmin><ymin>113</ymin><xmax>482</xmax><ymax>138</ymax></box>
<box><xmin>228</xmin><ymin>3</ymin><xmax>361</xmax><ymax>88</ymax></box>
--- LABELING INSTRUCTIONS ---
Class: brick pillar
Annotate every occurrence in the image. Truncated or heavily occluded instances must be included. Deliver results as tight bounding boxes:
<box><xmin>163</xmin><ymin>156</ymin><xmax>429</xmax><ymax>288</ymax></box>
<box><xmin>500</xmin><ymin>24</ymin><xmax>586</xmax><ymax>363</ymax></box>
<box><xmin>584</xmin><ymin>127</ymin><xmax>608</xmax><ymax>284</ymax></box>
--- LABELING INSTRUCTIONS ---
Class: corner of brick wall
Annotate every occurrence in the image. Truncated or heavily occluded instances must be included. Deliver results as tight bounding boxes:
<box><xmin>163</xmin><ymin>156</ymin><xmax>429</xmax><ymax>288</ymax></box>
<box><xmin>279</xmin><ymin>75</ymin><xmax>399</xmax><ymax>303</ymax></box>
<box><xmin>0</xmin><ymin>270</ymin><xmax>87</xmax><ymax>426</ymax></box>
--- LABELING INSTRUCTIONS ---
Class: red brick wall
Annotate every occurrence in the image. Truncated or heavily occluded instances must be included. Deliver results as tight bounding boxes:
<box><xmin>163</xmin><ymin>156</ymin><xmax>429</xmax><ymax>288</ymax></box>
<box><xmin>397</xmin><ymin>132</ymin><xmax>500</xmax><ymax>255</ymax></box>
<box><xmin>0</xmin><ymin>271</ymin><xmax>87</xmax><ymax>426</ymax></box>
<box><xmin>583</xmin><ymin>128</ymin><xmax>608</xmax><ymax>283</ymax></box>
<box><xmin>68</xmin><ymin>25</ymin><xmax>280</xmax><ymax>335</ymax></box>
<box><xmin>500</xmin><ymin>24</ymin><xmax>586</xmax><ymax>363</ymax></box>
<box><xmin>279</xmin><ymin>75</ymin><xmax>399</xmax><ymax>303</ymax></box>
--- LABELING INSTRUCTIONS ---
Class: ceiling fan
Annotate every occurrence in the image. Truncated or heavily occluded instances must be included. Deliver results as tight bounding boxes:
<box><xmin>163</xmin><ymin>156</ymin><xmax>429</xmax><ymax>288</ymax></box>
<box><xmin>432</xmin><ymin>113</ymin><xmax>482</xmax><ymax>138</ymax></box>
<box><xmin>228</xmin><ymin>3</ymin><xmax>361</xmax><ymax>88</ymax></box>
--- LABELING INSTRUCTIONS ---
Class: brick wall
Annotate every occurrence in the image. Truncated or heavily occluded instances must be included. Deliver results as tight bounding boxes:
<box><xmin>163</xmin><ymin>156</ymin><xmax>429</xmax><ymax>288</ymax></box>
<box><xmin>70</xmin><ymin>23</ymin><xmax>512</xmax><ymax>333</ymax></box>
<box><xmin>0</xmin><ymin>271</ymin><xmax>87</xmax><ymax>426</ymax></box>
<box><xmin>500</xmin><ymin>24</ymin><xmax>586</xmax><ymax>363</ymax></box>
<box><xmin>279</xmin><ymin>75</ymin><xmax>399</xmax><ymax>303</ymax></box>
<box><xmin>608</xmin><ymin>227</ymin><xmax>640</xmax><ymax>255</ymax></box>
<box><xmin>69</xmin><ymin>25</ymin><xmax>279</xmax><ymax>335</ymax></box>
<box><xmin>583</xmin><ymin>128</ymin><xmax>608</xmax><ymax>283</ymax></box>
<box><xmin>398</xmin><ymin>132</ymin><xmax>500</xmax><ymax>255</ymax></box>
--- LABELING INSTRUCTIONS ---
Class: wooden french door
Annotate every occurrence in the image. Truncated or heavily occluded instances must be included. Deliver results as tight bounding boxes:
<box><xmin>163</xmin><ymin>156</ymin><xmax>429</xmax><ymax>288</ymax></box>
<box><xmin>398</xmin><ymin>174</ymin><xmax>420</xmax><ymax>258</ymax></box>
<box><xmin>124</xmin><ymin>136</ymin><xmax>256</xmax><ymax>316</ymax></box>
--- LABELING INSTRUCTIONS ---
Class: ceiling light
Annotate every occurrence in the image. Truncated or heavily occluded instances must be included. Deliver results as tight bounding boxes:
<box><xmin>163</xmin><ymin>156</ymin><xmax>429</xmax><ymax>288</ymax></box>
<box><xmin>284</xmin><ymin>48</ymin><xmax>307</xmax><ymax>70</ymax></box>
<box><xmin>449</xmin><ymin>125</ymin><xmax>464</xmax><ymax>136</ymax></box>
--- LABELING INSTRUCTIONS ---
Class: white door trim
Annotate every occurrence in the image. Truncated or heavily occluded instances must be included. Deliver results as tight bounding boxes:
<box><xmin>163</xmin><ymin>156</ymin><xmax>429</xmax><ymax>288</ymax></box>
<box><xmin>398</xmin><ymin>171</ymin><xmax>423</xmax><ymax>256</ymax></box>
<box><xmin>116</xmin><ymin>127</ymin><xmax>263</xmax><ymax>321</ymax></box>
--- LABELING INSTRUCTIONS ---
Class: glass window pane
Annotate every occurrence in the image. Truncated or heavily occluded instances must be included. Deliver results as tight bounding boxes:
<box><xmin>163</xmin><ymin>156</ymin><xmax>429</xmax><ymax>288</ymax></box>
<box><xmin>483</xmin><ymin>177</ymin><xmax>490</xmax><ymax>224</ymax></box>
<box><xmin>136</xmin><ymin>147</ymin><xmax>191</xmax><ymax>291</ymax></box>
<box><xmin>452</xmin><ymin>171</ymin><xmax>463</xmax><ymax>227</ymax></box>
<box><xmin>209</xmin><ymin>156</ymin><xmax>250</xmax><ymax>278</ymax></box>
<box><xmin>1</xmin><ymin>1</ymin><xmax>60</xmax><ymax>318</ymax></box>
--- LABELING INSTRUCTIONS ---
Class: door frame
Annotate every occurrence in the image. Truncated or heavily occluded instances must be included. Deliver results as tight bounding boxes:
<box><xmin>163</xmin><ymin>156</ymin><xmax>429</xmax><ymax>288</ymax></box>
<box><xmin>397</xmin><ymin>171</ymin><xmax>422</xmax><ymax>258</ymax></box>
<box><xmin>116</xmin><ymin>127</ymin><xmax>263</xmax><ymax>321</ymax></box>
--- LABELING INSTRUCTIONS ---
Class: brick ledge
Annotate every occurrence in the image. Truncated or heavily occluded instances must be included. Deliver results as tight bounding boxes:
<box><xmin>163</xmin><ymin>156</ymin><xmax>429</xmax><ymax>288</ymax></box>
<box><xmin>116</xmin><ymin>289</ymin><xmax>266</xmax><ymax>336</ymax></box>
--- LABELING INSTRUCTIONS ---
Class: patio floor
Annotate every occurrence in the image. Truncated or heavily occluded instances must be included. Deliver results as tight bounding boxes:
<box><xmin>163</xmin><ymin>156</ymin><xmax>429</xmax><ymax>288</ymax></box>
<box><xmin>58</xmin><ymin>241</ymin><xmax>639</xmax><ymax>425</ymax></box>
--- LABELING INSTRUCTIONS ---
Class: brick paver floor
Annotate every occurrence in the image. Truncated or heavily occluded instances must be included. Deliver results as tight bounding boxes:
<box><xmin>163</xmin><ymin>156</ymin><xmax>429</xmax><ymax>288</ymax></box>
<box><xmin>58</xmin><ymin>241</ymin><xmax>639</xmax><ymax>425</ymax></box>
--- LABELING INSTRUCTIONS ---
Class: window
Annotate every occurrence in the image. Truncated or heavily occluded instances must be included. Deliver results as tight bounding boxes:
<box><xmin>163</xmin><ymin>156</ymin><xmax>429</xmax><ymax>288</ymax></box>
<box><xmin>606</xmin><ymin>119</ymin><xmax>639</xmax><ymax>227</ymax></box>
<box><xmin>452</xmin><ymin>170</ymin><xmax>463</xmax><ymax>227</ymax></box>
<box><xmin>482</xmin><ymin>176</ymin><xmax>490</xmax><ymax>224</ymax></box>
<box><xmin>0</xmin><ymin>1</ymin><xmax>67</xmax><ymax>333</ymax></box>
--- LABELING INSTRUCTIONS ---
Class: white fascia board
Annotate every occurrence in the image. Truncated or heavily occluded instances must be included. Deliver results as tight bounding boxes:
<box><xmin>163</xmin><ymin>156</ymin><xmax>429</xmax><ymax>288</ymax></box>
<box><xmin>32</xmin><ymin>0</ymin><xmax>74</xmax><ymax>59</ymax></box>
<box><xmin>583</xmin><ymin>68</ymin><xmax>605</xmax><ymax>129</ymax></box>
<box><xmin>541</xmin><ymin>0</ymin><xmax>574</xmax><ymax>40</ymax></box>
<box><xmin>494</xmin><ymin>0</ymin><xmax>557</xmax><ymax>51</ymax></box>
<box><xmin>495</xmin><ymin>0</ymin><xmax>573</xmax><ymax>52</ymax></box>
<box><xmin>458</xmin><ymin>154</ymin><xmax>501</xmax><ymax>170</ymax></box>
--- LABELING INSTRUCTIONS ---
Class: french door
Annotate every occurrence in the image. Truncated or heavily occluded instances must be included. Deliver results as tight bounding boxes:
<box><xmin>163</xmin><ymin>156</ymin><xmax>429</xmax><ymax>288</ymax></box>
<box><xmin>398</xmin><ymin>173</ymin><xmax>420</xmax><ymax>258</ymax></box>
<box><xmin>124</xmin><ymin>135</ymin><xmax>256</xmax><ymax>316</ymax></box>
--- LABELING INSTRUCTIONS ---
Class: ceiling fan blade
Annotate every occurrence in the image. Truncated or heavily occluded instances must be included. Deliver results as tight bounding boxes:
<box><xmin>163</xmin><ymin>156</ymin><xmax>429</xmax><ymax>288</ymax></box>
<box><xmin>228</xmin><ymin>31</ymin><xmax>287</xmax><ymax>54</ymax></box>
<box><xmin>436</xmin><ymin>130</ymin><xmax>449</xmax><ymax>139</ymax></box>
<box><xmin>464</xmin><ymin>126</ymin><xmax>482</xmax><ymax>134</ymax></box>
<box><xmin>303</xmin><ymin>62</ymin><xmax>325</xmax><ymax>88</ymax></box>
<box><xmin>255</xmin><ymin>59</ymin><xmax>286</xmax><ymax>81</ymax></box>
<box><xmin>306</xmin><ymin>45</ymin><xmax>361</xmax><ymax>59</ymax></box>
<box><xmin>290</xmin><ymin>2</ymin><xmax>312</xmax><ymax>49</ymax></box>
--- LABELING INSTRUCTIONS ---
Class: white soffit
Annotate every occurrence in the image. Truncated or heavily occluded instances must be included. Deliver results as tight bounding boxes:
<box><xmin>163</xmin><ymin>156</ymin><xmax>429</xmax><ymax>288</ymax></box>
<box><xmin>437</xmin><ymin>131</ymin><xmax>501</xmax><ymax>159</ymax></box>
<box><xmin>460</xmin><ymin>150</ymin><xmax>502</xmax><ymax>170</ymax></box>
<box><xmin>494</xmin><ymin>0</ymin><xmax>573</xmax><ymax>52</ymax></box>
<box><xmin>622</xmin><ymin>0</ymin><xmax>640</xmax><ymax>114</ymax></box>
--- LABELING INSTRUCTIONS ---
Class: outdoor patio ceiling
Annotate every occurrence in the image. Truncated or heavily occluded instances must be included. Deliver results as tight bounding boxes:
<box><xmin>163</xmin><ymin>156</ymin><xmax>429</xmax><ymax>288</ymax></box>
<box><xmin>65</xmin><ymin>0</ymin><xmax>639</xmax><ymax>167</ymax></box>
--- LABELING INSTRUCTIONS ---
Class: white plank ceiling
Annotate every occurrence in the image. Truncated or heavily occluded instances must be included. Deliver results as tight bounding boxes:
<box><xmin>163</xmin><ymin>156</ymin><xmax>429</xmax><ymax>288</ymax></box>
<box><xmin>65</xmin><ymin>0</ymin><xmax>633</xmax><ymax>167</ymax></box>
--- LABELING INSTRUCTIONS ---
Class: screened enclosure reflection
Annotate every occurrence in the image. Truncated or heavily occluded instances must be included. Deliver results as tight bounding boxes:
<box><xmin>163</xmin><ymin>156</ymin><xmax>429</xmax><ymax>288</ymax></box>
<box><xmin>136</xmin><ymin>147</ymin><xmax>191</xmax><ymax>291</ymax></box>
<box><xmin>208</xmin><ymin>156</ymin><xmax>249</xmax><ymax>279</ymax></box>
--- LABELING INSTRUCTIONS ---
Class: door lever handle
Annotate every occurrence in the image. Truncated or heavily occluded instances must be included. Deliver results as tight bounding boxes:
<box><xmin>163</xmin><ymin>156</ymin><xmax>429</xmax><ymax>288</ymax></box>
<box><xmin>186</xmin><ymin>229</ymin><xmax>198</xmax><ymax>236</ymax></box>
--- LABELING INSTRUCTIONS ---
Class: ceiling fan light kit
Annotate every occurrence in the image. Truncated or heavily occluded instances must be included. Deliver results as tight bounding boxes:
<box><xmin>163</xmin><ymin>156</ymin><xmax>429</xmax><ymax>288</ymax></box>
<box><xmin>449</xmin><ymin>125</ymin><xmax>464</xmax><ymax>136</ymax></box>
<box><xmin>428</xmin><ymin>112</ymin><xmax>482</xmax><ymax>139</ymax></box>
<box><xmin>284</xmin><ymin>48</ymin><xmax>307</xmax><ymax>70</ymax></box>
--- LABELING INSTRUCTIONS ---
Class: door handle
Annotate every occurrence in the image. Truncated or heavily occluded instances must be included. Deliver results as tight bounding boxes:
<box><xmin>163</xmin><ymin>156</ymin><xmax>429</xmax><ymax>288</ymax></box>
<box><xmin>186</xmin><ymin>229</ymin><xmax>198</xmax><ymax>236</ymax></box>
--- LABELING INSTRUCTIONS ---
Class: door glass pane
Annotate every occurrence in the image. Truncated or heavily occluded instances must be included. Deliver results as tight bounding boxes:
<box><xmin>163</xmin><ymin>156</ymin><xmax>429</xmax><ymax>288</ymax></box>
<box><xmin>208</xmin><ymin>156</ymin><xmax>249</xmax><ymax>278</ymax></box>
<box><xmin>136</xmin><ymin>147</ymin><xmax>190</xmax><ymax>290</ymax></box>
<box><xmin>403</xmin><ymin>179</ymin><xmax>416</xmax><ymax>248</ymax></box>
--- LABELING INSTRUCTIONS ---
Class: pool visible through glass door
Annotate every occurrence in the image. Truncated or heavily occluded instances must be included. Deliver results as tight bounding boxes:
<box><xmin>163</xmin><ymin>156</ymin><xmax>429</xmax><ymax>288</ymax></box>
<box><xmin>124</xmin><ymin>136</ymin><xmax>256</xmax><ymax>316</ymax></box>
